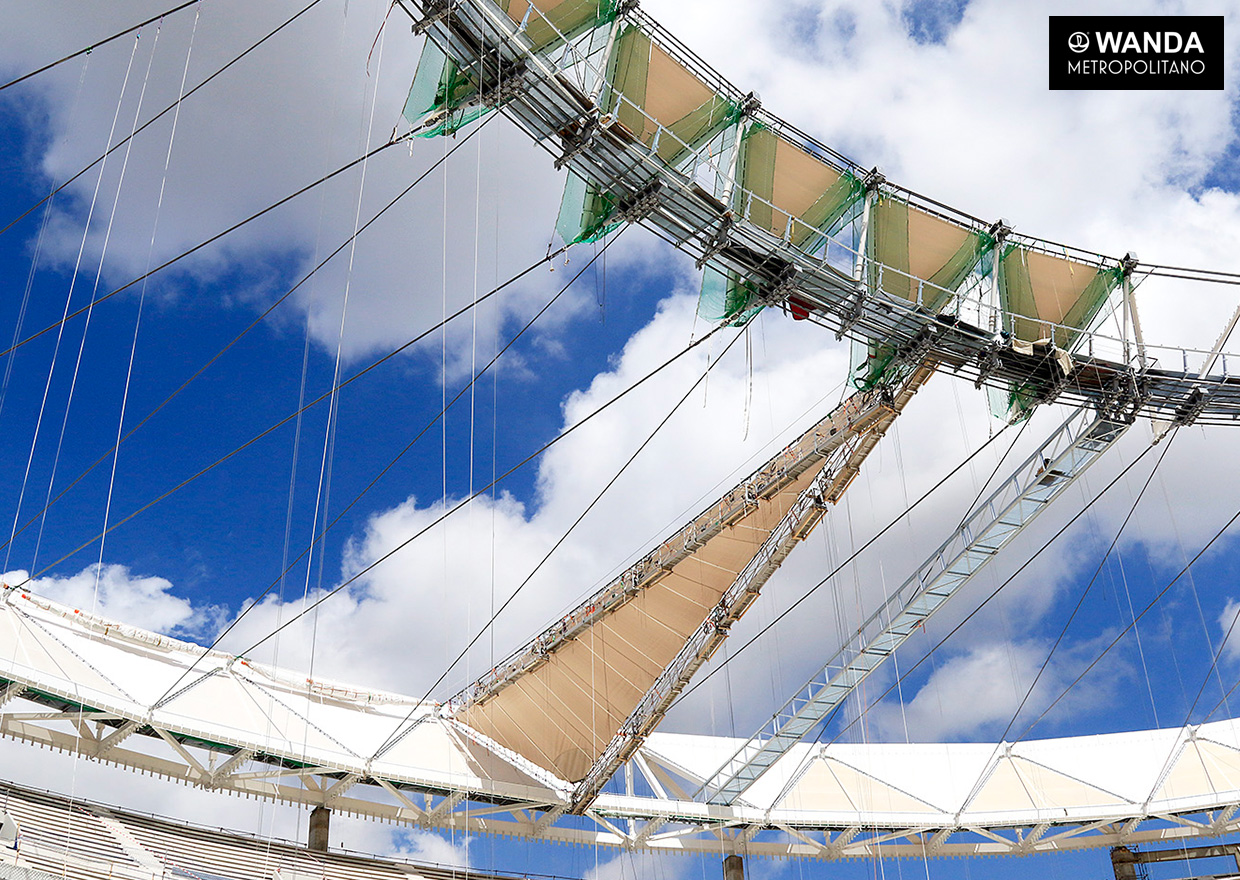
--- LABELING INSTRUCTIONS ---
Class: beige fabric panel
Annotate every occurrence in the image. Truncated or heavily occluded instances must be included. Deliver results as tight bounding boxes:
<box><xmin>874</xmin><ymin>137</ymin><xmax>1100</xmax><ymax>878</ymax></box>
<box><xmin>781</xmin><ymin>759</ymin><xmax>940</xmax><ymax>814</ymax></box>
<box><xmin>638</xmin><ymin>42</ymin><xmax>715</xmax><ymax>143</ymax></box>
<box><xmin>1024</xmin><ymin>250</ymin><xmax>1096</xmax><ymax>325</ymax></box>
<box><xmin>503</xmin><ymin>0</ymin><xmax>569</xmax><ymax>22</ymax></box>
<box><xmin>906</xmin><ymin>206</ymin><xmax>973</xmax><ymax>286</ymax></box>
<box><xmin>461</xmin><ymin>463</ymin><xmax>825</xmax><ymax>781</ymax></box>
<box><xmin>768</xmin><ymin>137</ymin><xmax>841</xmax><ymax>236</ymax></box>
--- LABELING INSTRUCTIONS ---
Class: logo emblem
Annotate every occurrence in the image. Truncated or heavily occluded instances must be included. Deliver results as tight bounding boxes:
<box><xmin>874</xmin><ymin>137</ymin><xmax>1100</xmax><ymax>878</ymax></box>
<box><xmin>1068</xmin><ymin>31</ymin><xmax>1089</xmax><ymax>52</ymax></box>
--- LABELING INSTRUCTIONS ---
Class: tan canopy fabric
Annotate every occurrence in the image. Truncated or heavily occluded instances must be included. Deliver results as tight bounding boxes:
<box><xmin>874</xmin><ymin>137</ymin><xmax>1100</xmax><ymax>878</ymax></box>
<box><xmin>603</xmin><ymin>27</ymin><xmax>736</xmax><ymax>166</ymax></box>
<box><xmin>500</xmin><ymin>0</ymin><xmax>611</xmax><ymax>52</ymax></box>
<box><xmin>736</xmin><ymin>124</ymin><xmax>860</xmax><ymax>246</ymax></box>
<box><xmin>459</xmin><ymin>462</ymin><xmax>828</xmax><ymax>782</ymax></box>
<box><xmin>1000</xmin><ymin>247</ymin><xmax>1120</xmax><ymax>348</ymax></box>
<box><xmin>867</xmin><ymin>194</ymin><xmax>991</xmax><ymax>312</ymax></box>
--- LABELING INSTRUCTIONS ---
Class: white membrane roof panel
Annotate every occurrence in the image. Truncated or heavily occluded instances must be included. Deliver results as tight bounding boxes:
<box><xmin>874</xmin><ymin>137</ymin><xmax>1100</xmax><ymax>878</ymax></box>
<box><xmin>6</xmin><ymin>590</ymin><xmax>1240</xmax><ymax>829</ymax></box>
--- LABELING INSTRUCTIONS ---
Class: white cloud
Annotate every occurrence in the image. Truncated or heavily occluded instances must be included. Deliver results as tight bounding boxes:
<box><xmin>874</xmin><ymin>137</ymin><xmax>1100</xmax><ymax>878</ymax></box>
<box><xmin>0</xmin><ymin>1</ymin><xmax>580</xmax><ymax>368</ymax></box>
<box><xmin>1219</xmin><ymin>598</ymin><xmax>1240</xmax><ymax>663</ymax></box>
<box><xmin>392</xmin><ymin>828</ymin><xmax>470</xmax><ymax>869</ymax></box>
<box><xmin>584</xmin><ymin>850</ymin><xmax>689</xmax><ymax>880</ymax></box>
<box><xmin>3</xmin><ymin>562</ymin><xmax>223</xmax><ymax>637</ymax></box>
<box><xmin>2</xmin><ymin>6</ymin><xmax>1240</xmax><ymax>873</ymax></box>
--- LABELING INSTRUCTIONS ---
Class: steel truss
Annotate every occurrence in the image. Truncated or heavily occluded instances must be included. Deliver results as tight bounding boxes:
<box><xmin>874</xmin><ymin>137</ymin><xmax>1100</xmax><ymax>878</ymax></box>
<box><xmin>0</xmin><ymin>0</ymin><xmax>1236</xmax><ymax>864</ymax></box>
<box><xmin>394</xmin><ymin>0</ymin><xmax>1240</xmax><ymax>426</ymax></box>
<box><xmin>703</xmin><ymin>407</ymin><xmax>1129</xmax><ymax>804</ymax></box>
<box><xmin>4</xmin><ymin>695</ymin><xmax>1240</xmax><ymax>860</ymax></box>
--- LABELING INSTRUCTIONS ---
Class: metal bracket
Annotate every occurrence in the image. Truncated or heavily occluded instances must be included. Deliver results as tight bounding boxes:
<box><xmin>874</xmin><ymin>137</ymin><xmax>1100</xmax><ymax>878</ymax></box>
<box><xmin>555</xmin><ymin>113</ymin><xmax>601</xmax><ymax>171</ymax></box>
<box><xmin>1034</xmin><ymin>358</ymin><xmax>1076</xmax><ymax>406</ymax></box>
<box><xmin>475</xmin><ymin>63</ymin><xmax>528</xmax><ymax>107</ymax></box>
<box><xmin>411</xmin><ymin>0</ymin><xmax>454</xmax><ymax>35</ymax></box>
<box><xmin>1174</xmin><ymin>386</ymin><xmax>1210</xmax><ymax>427</ymax></box>
<box><xmin>862</xmin><ymin>166</ymin><xmax>885</xmax><ymax>191</ymax></box>
<box><xmin>615</xmin><ymin>179</ymin><xmax>663</xmax><ymax>224</ymax></box>
<box><xmin>762</xmin><ymin>262</ymin><xmax>800</xmax><ymax>304</ymax></box>
<box><xmin>895</xmin><ymin>325</ymin><xmax>938</xmax><ymax>369</ymax></box>
<box><xmin>835</xmin><ymin>289</ymin><xmax>866</xmax><ymax>341</ymax></box>
<box><xmin>694</xmin><ymin>214</ymin><xmax>734</xmax><ymax>269</ymax></box>
<box><xmin>1097</xmin><ymin>369</ymin><xmax>1145</xmax><ymax>426</ymax></box>
<box><xmin>974</xmin><ymin>342</ymin><xmax>1002</xmax><ymax>389</ymax></box>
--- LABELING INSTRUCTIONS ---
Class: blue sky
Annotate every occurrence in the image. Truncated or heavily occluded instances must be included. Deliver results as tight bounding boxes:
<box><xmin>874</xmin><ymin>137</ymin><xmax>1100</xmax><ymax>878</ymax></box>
<box><xmin>1</xmin><ymin>2</ymin><xmax>1240</xmax><ymax>879</ymax></box>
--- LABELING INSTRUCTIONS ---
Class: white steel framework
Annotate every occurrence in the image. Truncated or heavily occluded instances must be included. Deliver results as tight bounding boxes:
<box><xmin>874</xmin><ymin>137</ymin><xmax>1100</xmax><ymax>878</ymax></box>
<box><xmin>702</xmin><ymin>408</ymin><xmax>1129</xmax><ymax>804</ymax></box>
<box><xmin>7</xmin><ymin>578</ymin><xmax>1240</xmax><ymax>859</ymax></box>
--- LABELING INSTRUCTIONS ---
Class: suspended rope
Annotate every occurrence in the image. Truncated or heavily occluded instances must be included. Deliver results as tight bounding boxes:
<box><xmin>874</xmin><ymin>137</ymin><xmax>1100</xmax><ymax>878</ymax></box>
<box><xmin>0</xmin><ymin>117</ymin><xmax>495</xmax><ymax>564</ymax></box>
<box><xmin>0</xmin><ymin>0</ymin><xmax>326</xmax><ymax>241</ymax></box>
<box><xmin>80</xmin><ymin>19</ymin><xmax>167</xmax><ymax>609</ymax></box>
<box><xmin>0</xmin><ymin>130</ymin><xmax>412</xmax><ymax>364</ymax></box>
<box><xmin>151</xmin><ymin>231</ymin><xmax>627</xmax><ymax>706</ymax></box>
<box><xmin>992</xmin><ymin>431</ymin><xmax>1180</xmax><ymax>745</ymax></box>
<box><xmin>815</xmin><ymin>434</ymin><xmax>1164</xmax><ymax>751</ymax></box>
<box><xmin>234</xmin><ymin>308</ymin><xmax>726</xmax><ymax>665</ymax></box>
<box><xmin>1012</xmin><ymin>474</ymin><xmax>1240</xmax><ymax>742</ymax></box>
<box><xmin>373</xmin><ymin>295</ymin><xmax>749</xmax><ymax>759</ymax></box>
<box><xmin>0</xmin><ymin>0</ymin><xmax>200</xmax><ymax>92</ymax></box>
<box><xmin>5</xmin><ymin>30</ymin><xmax>143</xmax><ymax>573</ymax></box>
<box><xmin>671</xmin><ymin>421</ymin><xmax>1017</xmax><ymax>709</ymax></box>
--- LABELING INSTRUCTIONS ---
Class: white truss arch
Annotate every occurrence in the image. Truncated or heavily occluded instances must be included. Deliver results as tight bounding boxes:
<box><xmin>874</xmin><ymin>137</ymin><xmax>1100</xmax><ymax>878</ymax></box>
<box><xmin>4</xmin><ymin>589</ymin><xmax>1240</xmax><ymax>859</ymax></box>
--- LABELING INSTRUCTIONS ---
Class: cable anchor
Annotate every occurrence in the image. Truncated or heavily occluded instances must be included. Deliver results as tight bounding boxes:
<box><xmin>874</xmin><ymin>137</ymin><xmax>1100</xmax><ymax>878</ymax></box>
<box><xmin>974</xmin><ymin>342</ymin><xmax>1002</xmax><ymax>389</ymax></box>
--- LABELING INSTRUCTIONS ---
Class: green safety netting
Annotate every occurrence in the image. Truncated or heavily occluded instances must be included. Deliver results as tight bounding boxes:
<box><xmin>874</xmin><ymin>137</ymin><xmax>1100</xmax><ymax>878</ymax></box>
<box><xmin>986</xmin><ymin>379</ymin><xmax>1042</xmax><ymax>423</ymax></box>
<box><xmin>402</xmin><ymin>40</ymin><xmax>491</xmax><ymax>137</ymax></box>
<box><xmin>849</xmin><ymin>338</ymin><xmax>898</xmax><ymax>391</ymax></box>
<box><xmin>556</xmin><ymin>172</ymin><xmax>622</xmax><ymax>245</ymax></box>
<box><xmin>695</xmin><ymin>126</ymin><xmax>860</xmax><ymax>329</ymax></box>
<box><xmin>405</xmin><ymin>1</ymin><xmax>618</xmax><ymax>138</ymax></box>
<box><xmin>850</xmin><ymin>197</ymin><xmax>992</xmax><ymax>389</ymax></box>
<box><xmin>603</xmin><ymin>26</ymin><xmax>738</xmax><ymax>167</ymax></box>
<box><xmin>736</xmin><ymin>124</ymin><xmax>862</xmax><ymax>247</ymax></box>
<box><xmin>499</xmin><ymin>0</ymin><xmax>617</xmax><ymax>53</ymax></box>
<box><xmin>982</xmin><ymin>249</ymin><xmax>1119</xmax><ymax>421</ymax></box>
<box><xmin>999</xmin><ymin>246</ymin><xmax>1120</xmax><ymax>349</ymax></box>
<box><xmin>697</xmin><ymin>266</ymin><xmax>763</xmax><ymax>327</ymax></box>
<box><xmin>866</xmin><ymin>194</ymin><xmax>993</xmax><ymax>312</ymax></box>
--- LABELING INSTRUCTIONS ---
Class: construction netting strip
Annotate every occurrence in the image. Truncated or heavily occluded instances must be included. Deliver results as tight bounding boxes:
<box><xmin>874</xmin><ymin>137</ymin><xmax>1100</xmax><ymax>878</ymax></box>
<box><xmin>406</xmin><ymin>8</ymin><xmax>1123</xmax><ymax>371</ymax></box>
<box><xmin>698</xmin><ymin>266</ymin><xmax>763</xmax><ymax>326</ymax></box>
<box><xmin>556</xmin><ymin>172</ymin><xmax>622</xmax><ymax>245</ymax></box>
<box><xmin>867</xmin><ymin>194</ymin><xmax>994</xmax><ymax>312</ymax></box>
<box><xmin>402</xmin><ymin>40</ymin><xmax>491</xmax><ymax>136</ymax></box>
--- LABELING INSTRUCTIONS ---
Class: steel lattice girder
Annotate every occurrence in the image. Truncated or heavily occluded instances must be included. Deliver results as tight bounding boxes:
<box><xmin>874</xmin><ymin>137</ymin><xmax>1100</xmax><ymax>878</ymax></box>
<box><xmin>702</xmin><ymin>408</ymin><xmax>1127</xmax><ymax>804</ymax></box>
<box><xmin>398</xmin><ymin>0</ymin><xmax>1240</xmax><ymax>425</ymax></box>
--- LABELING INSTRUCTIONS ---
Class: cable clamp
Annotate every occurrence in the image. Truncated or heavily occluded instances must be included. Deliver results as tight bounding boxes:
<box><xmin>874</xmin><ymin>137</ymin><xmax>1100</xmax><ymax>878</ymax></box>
<box><xmin>476</xmin><ymin>64</ymin><xmax>528</xmax><ymax>107</ymax></box>
<box><xmin>835</xmin><ymin>284</ymin><xmax>866</xmax><ymax>341</ymax></box>
<box><xmin>974</xmin><ymin>342</ymin><xmax>1002</xmax><ymax>389</ymax></box>
<box><xmin>1173</xmin><ymin>385</ymin><xmax>1210</xmax><ymax>427</ymax></box>
<box><xmin>694</xmin><ymin>214</ymin><xmax>734</xmax><ymax>270</ymax></box>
